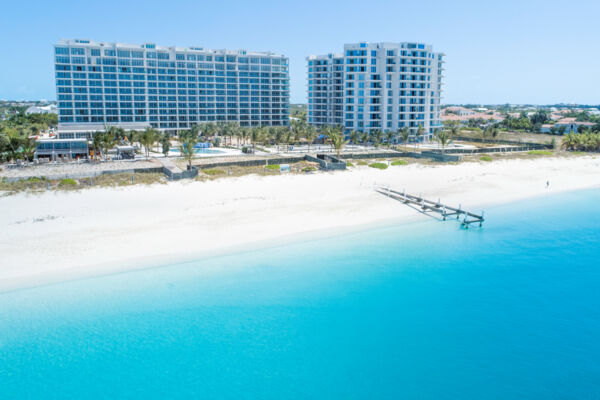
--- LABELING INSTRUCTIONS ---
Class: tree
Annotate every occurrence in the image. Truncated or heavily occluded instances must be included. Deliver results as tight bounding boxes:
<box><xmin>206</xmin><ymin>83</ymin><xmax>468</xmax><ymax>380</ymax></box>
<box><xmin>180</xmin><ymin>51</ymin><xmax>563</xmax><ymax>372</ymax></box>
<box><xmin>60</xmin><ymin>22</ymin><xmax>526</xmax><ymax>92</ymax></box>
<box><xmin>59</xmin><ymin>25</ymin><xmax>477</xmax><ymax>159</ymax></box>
<box><xmin>101</xmin><ymin>130</ymin><xmax>116</xmax><ymax>159</ymax></box>
<box><xmin>434</xmin><ymin>129</ymin><xmax>452</xmax><ymax>155</ymax></box>
<box><xmin>558</xmin><ymin>125</ymin><xmax>567</xmax><ymax>135</ymax></box>
<box><xmin>160</xmin><ymin>133</ymin><xmax>171</xmax><ymax>157</ymax></box>
<box><xmin>91</xmin><ymin>132</ymin><xmax>103</xmax><ymax>161</ymax></box>
<box><xmin>385</xmin><ymin>131</ymin><xmax>395</xmax><ymax>148</ymax></box>
<box><xmin>330</xmin><ymin>132</ymin><xmax>348</xmax><ymax>159</ymax></box>
<box><xmin>21</xmin><ymin>136</ymin><xmax>36</xmax><ymax>161</ymax></box>
<box><xmin>0</xmin><ymin>132</ymin><xmax>8</xmax><ymax>162</ymax></box>
<box><xmin>240</xmin><ymin>126</ymin><xmax>250</xmax><ymax>147</ymax></box>
<box><xmin>443</xmin><ymin>120</ymin><xmax>460</xmax><ymax>138</ymax></box>
<box><xmin>416</xmin><ymin>124</ymin><xmax>425</xmax><ymax>141</ymax></box>
<box><xmin>179</xmin><ymin>129</ymin><xmax>198</xmax><ymax>170</ymax></box>
<box><xmin>371</xmin><ymin>129</ymin><xmax>382</xmax><ymax>148</ymax></box>
<box><xmin>399</xmin><ymin>127</ymin><xmax>410</xmax><ymax>152</ymax></box>
<box><xmin>250</xmin><ymin>127</ymin><xmax>261</xmax><ymax>150</ymax></box>
<box><xmin>349</xmin><ymin>130</ymin><xmax>359</xmax><ymax>145</ymax></box>
<box><xmin>6</xmin><ymin>133</ymin><xmax>23</xmax><ymax>162</ymax></box>
<box><xmin>305</xmin><ymin>125</ymin><xmax>316</xmax><ymax>153</ymax></box>
<box><xmin>202</xmin><ymin>122</ymin><xmax>217</xmax><ymax>141</ymax></box>
<box><xmin>140</xmin><ymin>127</ymin><xmax>159</xmax><ymax>159</ymax></box>
<box><xmin>530</xmin><ymin>110</ymin><xmax>549</xmax><ymax>125</ymax></box>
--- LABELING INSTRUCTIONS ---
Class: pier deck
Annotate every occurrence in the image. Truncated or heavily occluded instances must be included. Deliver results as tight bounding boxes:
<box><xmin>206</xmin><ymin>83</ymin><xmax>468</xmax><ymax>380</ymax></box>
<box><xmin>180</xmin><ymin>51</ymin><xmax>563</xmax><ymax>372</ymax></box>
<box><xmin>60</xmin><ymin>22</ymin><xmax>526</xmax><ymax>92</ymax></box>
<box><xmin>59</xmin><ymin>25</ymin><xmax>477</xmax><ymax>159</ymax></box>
<box><xmin>375</xmin><ymin>185</ymin><xmax>484</xmax><ymax>228</ymax></box>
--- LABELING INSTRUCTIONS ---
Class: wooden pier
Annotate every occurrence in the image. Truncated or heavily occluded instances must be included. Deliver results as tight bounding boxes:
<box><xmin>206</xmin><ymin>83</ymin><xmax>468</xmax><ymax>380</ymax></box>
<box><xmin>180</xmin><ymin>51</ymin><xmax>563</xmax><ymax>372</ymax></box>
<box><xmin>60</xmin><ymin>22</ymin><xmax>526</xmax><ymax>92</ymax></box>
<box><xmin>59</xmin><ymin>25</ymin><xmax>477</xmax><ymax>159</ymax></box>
<box><xmin>374</xmin><ymin>185</ymin><xmax>484</xmax><ymax>228</ymax></box>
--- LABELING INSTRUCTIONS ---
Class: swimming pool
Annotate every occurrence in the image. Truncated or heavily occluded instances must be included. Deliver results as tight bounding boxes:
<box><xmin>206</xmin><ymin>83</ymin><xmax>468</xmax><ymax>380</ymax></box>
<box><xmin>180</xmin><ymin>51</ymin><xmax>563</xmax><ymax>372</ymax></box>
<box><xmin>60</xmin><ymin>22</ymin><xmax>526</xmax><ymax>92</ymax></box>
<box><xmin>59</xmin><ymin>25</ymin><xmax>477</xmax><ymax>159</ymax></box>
<box><xmin>170</xmin><ymin>148</ymin><xmax>225</xmax><ymax>154</ymax></box>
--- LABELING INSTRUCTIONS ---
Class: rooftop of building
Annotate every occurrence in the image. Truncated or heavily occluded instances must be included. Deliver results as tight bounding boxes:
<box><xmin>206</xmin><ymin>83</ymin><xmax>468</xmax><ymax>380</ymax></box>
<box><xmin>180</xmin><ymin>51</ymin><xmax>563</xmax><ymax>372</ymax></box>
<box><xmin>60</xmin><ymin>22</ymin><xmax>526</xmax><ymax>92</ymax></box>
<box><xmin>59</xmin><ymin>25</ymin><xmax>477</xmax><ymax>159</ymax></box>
<box><xmin>55</xmin><ymin>39</ymin><xmax>286</xmax><ymax>58</ymax></box>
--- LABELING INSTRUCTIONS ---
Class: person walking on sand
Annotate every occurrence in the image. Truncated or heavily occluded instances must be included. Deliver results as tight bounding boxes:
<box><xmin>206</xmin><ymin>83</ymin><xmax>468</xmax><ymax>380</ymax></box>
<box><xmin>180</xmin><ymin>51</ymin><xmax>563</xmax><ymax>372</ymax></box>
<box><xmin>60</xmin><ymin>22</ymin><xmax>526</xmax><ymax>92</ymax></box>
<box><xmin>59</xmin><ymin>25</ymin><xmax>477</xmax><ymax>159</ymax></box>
<box><xmin>546</xmin><ymin>180</ymin><xmax>550</xmax><ymax>190</ymax></box>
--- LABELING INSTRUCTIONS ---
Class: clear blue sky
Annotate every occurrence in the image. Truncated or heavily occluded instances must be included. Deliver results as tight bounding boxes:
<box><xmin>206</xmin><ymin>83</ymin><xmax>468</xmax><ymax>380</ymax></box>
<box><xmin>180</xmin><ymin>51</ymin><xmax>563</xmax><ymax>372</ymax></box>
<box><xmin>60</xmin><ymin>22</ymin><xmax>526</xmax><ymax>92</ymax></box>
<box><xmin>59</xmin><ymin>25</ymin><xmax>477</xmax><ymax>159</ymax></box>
<box><xmin>1</xmin><ymin>0</ymin><xmax>598</xmax><ymax>104</ymax></box>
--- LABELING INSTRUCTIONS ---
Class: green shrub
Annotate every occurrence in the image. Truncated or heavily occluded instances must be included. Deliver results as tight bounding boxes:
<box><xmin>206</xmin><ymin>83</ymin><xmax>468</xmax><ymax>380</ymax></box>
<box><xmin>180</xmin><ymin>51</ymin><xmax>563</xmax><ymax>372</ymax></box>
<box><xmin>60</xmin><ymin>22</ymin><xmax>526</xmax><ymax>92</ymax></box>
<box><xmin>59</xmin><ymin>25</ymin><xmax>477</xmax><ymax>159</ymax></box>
<box><xmin>265</xmin><ymin>164</ymin><xmax>280</xmax><ymax>170</ymax></box>
<box><xmin>357</xmin><ymin>160</ymin><xmax>368</xmax><ymax>166</ymax></box>
<box><xmin>528</xmin><ymin>150</ymin><xmax>553</xmax><ymax>156</ymax></box>
<box><xmin>369</xmin><ymin>162</ymin><xmax>388</xmax><ymax>170</ymax></box>
<box><xmin>302</xmin><ymin>166</ymin><xmax>317</xmax><ymax>172</ymax></box>
<box><xmin>26</xmin><ymin>176</ymin><xmax>46</xmax><ymax>182</ymax></box>
<box><xmin>480</xmin><ymin>155</ymin><xmax>493</xmax><ymax>162</ymax></box>
<box><xmin>391</xmin><ymin>159</ymin><xmax>408</xmax><ymax>166</ymax></box>
<box><xmin>346</xmin><ymin>162</ymin><xmax>354</xmax><ymax>167</ymax></box>
<box><xmin>203</xmin><ymin>168</ymin><xmax>226</xmax><ymax>176</ymax></box>
<box><xmin>58</xmin><ymin>178</ymin><xmax>77</xmax><ymax>186</ymax></box>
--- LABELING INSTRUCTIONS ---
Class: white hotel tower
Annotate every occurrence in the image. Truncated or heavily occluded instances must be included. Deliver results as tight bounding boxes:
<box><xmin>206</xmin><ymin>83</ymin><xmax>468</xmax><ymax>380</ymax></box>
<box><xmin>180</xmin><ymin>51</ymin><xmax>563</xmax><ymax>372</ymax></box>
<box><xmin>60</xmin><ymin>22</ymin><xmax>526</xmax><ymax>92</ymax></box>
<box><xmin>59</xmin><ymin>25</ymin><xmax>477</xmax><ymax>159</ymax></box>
<box><xmin>54</xmin><ymin>39</ymin><xmax>290</xmax><ymax>138</ymax></box>
<box><xmin>307</xmin><ymin>42</ymin><xmax>444</xmax><ymax>136</ymax></box>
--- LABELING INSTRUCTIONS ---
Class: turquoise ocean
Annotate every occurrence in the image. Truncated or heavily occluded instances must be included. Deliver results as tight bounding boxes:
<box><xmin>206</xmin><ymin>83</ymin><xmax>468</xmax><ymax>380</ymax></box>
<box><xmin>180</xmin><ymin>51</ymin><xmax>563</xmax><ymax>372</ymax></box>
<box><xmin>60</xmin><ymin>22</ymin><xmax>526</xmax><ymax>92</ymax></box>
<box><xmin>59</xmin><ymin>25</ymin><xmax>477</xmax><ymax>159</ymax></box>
<box><xmin>1</xmin><ymin>189</ymin><xmax>599</xmax><ymax>399</ymax></box>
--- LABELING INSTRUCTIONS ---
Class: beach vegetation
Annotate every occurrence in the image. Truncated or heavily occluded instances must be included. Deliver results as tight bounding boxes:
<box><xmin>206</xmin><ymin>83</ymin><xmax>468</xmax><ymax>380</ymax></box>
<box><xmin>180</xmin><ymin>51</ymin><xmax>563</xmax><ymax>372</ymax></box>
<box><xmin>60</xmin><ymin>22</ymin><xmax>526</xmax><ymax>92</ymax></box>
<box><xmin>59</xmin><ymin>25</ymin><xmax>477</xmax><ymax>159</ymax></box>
<box><xmin>58</xmin><ymin>178</ymin><xmax>77</xmax><ymax>187</ymax></box>
<box><xmin>357</xmin><ymin>160</ymin><xmax>368</xmax><ymax>166</ymax></box>
<box><xmin>346</xmin><ymin>162</ymin><xmax>355</xmax><ymax>167</ymax></box>
<box><xmin>203</xmin><ymin>168</ymin><xmax>226</xmax><ymax>176</ymax></box>
<box><xmin>369</xmin><ymin>162</ymin><xmax>388</xmax><ymax>170</ymax></box>
<box><xmin>480</xmin><ymin>156</ymin><xmax>493</xmax><ymax>162</ymax></box>
<box><xmin>527</xmin><ymin>150</ymin><xmax>553</xmax><ymax>156</ymax></box>
<box><xmin>391</xmin><ymin>159</ymin><xmax>408</xmax><ymax>166</ymax></box>
<box><xmin>265</xmin><ymin>164</ymin><xmax>280</xmax><ymax>170</ymax></box>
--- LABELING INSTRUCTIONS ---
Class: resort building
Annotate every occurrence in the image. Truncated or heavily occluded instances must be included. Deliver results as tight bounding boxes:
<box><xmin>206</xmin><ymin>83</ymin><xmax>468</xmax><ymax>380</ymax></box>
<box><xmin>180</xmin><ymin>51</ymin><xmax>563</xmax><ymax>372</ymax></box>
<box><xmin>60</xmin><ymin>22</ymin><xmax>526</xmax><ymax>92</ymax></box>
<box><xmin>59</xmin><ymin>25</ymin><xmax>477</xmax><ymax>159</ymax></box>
<box><xmin>305</xmin><ymin>53</ymin><xmax>344</xmax><ymax>127</ymax></box>
<box><xmin>54</xmin><ymin>39</ymin><xmax>290</xmax><ymax>138</ymax></box>
<box><xmin>307</xmin><ymin>42</ymin><xmax>444</xmax><ymax>137</ymax></box>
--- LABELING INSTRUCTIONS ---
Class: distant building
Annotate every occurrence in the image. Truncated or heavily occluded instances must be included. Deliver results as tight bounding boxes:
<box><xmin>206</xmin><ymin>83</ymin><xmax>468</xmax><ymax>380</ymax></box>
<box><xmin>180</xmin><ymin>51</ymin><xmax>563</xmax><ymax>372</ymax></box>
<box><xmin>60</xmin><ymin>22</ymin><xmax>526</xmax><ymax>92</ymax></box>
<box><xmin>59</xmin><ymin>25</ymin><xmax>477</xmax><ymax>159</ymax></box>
<box><xmin>307</xmin><ymin>42</ymin><xmax>444</xmax><ymax>137</ymax></box>
<box><xmin>541</xmin><ymin>118</ymin><xmax>596</xmax><ymax>134</ymax></box>
<box><xmin>445</xmin><ymin>106</ymin><xmax>474</xmax><ymax>116</ymax></box>
<box><xmin>25</xmin><ymin>104</ymin><xmax>58</xmax><ymax>115</ymax></box>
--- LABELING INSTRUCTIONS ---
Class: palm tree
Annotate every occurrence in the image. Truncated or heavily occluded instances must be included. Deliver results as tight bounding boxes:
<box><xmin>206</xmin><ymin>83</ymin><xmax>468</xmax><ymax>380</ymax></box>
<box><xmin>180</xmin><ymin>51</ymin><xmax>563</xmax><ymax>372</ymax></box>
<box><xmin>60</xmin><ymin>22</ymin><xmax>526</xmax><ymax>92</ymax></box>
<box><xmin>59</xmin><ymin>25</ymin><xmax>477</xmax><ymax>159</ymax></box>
<box><xmin>305</xmin><ymin>125</ymin><xmax>316</xmax><ymax>153</ymax></box>
<box><xmin>91</xmin><ymin>132</ymin><xmax>103</xmax><ymax>161</ymax></box>
<box><xmin>385</xmin><ymin>131</ymin><xmax>395</xmax><ymax>148</ymax></box>
<box><xmin>140</xmin><ymin>127</ymin><xmax>159</xmax><ymax>159</ymax></box>
<box><xmin>102</xmin><ymin>130</ymin><xmax>115</xmax><ymax>159</ymax></box>
<box><xmin>250</xmin><ymin>127</ymin><xmax>261</xmax><ymax>150</ymax></box>
<box><xmin>434</xmin><ymin>129</ymin><xmax>452</xmax><ymax>155</ymax></box>
<box><xmin>443</xmin><ymin>120</ymin><xmax>461</xmax><ymax>138</ymax></box>
<box><xmin>179</xmin><ymin>129</ymin><xmax>198</xmax><ymax>170</ymax></box>
<box><xmin>416</xmin><ymin>124</ymin><xmax>425</xmax><ymax>142</ymax></box>
<box><xmin>330</xmin><ymin>132</ymin><xmax>347</xmax><ymax>159</ymax></box>
<box><xmin>399</xmin><ymin>127</ymin><xmax>410</xmax><ymax>152</ymax></box>
<box><xmin>349</xmin><ymin>130</ymin><xmax>359</xmax><ymax>145</ymax></box>
<box><xmin>21</xmin><ymin>136</ymin><xmax>36</xmax><ymax>162</ymax></box>
<box><xmin>160</xmin><ymin>133</ymin><xmax>171</xmax><ymax>157</ymax></box>
<box><xmin>371</xmin><ymin>129</ymin><xmax>383</xmax><ymax>148</ymax></box>
<box><xmin>361</xmin><ymin>131</ymin><xmax>370</xmax><ymax>145</ymax></box>
<box><xmin>240</xmin><ymin>126</ymin><xmax>250</xmax><ymax>147</ymax></box>
<box><xmin>201</xmin><ymin>122</ymin><xmax>217</xmax><ymax>141</ymax></box>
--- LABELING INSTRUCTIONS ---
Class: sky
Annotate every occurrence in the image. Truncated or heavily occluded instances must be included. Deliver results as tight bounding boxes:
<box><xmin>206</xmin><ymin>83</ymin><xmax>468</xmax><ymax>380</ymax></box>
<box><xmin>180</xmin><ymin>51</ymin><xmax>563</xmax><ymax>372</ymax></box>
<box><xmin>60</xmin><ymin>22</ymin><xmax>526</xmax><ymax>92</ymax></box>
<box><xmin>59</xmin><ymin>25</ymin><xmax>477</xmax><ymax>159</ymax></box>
<box><xmin>0</xmin><ymin>0</ymin><xmax>598</xmax><ymax>105</ymax></box>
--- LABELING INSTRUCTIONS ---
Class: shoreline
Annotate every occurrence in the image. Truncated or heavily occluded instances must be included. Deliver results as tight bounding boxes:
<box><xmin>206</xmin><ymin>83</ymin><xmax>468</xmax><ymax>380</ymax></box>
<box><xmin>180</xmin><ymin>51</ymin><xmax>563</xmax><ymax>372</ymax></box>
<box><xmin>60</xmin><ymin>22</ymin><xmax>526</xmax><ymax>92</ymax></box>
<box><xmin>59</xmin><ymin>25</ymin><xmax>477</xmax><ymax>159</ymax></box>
<box><xmin>1</xmin><ymin>155</ymin><xmax>600</xmax><ymax>293</ymax></box>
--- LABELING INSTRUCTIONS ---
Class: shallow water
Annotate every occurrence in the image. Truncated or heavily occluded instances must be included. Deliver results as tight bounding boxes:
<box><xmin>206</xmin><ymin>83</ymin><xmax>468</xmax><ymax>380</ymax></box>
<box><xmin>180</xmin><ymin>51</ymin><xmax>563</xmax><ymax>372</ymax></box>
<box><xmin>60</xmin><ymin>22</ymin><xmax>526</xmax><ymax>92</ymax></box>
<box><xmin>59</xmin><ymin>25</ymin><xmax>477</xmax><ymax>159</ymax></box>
<box><xmin>1</xmin><ymin>190</ymin><xmax>599</xmax><ymax>399</ymax></box>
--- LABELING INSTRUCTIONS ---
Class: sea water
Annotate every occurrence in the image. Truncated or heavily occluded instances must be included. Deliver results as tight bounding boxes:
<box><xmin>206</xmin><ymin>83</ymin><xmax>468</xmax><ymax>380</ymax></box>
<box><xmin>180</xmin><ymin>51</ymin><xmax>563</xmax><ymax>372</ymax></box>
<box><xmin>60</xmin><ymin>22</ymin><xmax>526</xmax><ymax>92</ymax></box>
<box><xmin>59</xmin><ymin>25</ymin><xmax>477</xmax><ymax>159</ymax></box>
<box><xmin>1</xmin><ymin>190</ymin><xmax>599</xmax><ymax>399</ymax></box>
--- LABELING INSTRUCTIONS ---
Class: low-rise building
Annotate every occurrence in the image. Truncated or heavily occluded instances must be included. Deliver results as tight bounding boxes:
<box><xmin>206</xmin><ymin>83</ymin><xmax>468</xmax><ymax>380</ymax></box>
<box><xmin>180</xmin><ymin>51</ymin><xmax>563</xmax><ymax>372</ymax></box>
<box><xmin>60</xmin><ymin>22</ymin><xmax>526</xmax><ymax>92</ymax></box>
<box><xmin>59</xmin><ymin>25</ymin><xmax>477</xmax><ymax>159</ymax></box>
<box><xmin>34</xmin><ymin>138</ymin><xmax>89</xmax><ymax>161</ymax></box>
<box><xmin>540</xmin><ymin>118</ymin><xmax>596</xmax><ymax>134</ymax></box>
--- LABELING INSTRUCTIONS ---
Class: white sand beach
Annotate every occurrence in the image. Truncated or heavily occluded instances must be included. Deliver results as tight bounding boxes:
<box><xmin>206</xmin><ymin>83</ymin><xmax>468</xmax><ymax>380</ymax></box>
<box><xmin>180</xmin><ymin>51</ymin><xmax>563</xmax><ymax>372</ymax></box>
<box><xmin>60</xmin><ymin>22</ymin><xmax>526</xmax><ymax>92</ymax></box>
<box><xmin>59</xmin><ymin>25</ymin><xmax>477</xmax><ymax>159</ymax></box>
<box><xmin>1</xmin><ymin>155</ymin><xmax>600</xmax><ymax>292</ymax></box>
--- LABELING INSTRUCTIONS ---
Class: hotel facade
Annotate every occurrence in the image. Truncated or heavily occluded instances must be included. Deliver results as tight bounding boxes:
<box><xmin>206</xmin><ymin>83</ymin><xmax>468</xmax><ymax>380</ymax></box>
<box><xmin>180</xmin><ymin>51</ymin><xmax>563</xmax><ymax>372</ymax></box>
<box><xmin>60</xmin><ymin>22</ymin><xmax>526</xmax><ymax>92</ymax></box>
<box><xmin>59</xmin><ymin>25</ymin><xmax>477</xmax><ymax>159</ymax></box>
<box><xmin>54</xmin><ymin>39</ymin><xmax>290</xmax><ymax>138</ymax></box>
<box><xmin>307</xmin><ymin>42</ymin><xmax>444</xmax><ymax>136</ymax></box>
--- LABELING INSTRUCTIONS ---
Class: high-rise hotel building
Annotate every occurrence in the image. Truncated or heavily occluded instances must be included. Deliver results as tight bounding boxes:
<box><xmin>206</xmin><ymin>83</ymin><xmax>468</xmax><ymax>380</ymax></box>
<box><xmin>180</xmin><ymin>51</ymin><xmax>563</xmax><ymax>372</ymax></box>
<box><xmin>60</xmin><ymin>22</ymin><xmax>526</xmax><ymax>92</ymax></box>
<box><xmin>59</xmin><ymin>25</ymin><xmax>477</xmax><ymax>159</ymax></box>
<box><xmin>54</xmin><ymin>39</ymin><xmax>290</xmax><ymax>137</ymax></box>
<box><xmin>307</xmin><ymin>42</ymin><xmax>444</xmax><ymax>136</ymax></box>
